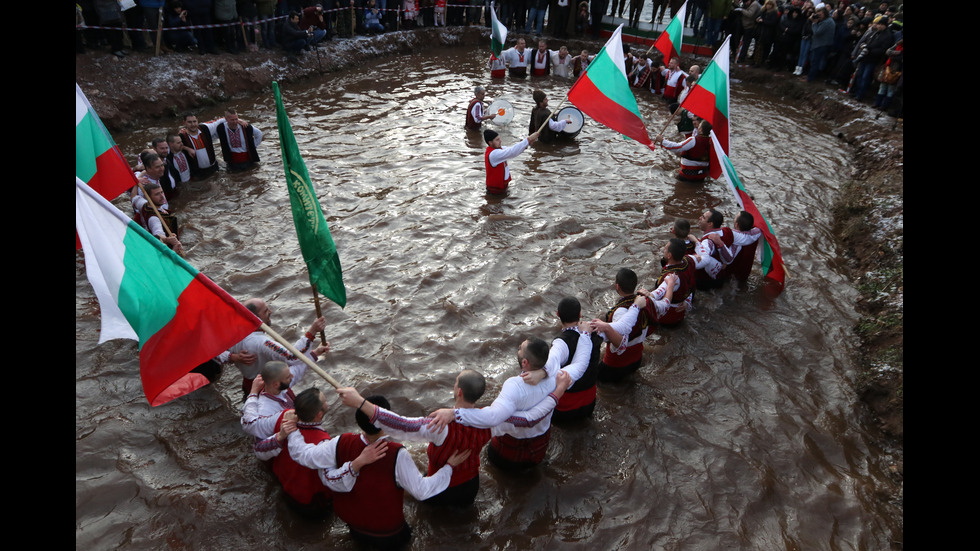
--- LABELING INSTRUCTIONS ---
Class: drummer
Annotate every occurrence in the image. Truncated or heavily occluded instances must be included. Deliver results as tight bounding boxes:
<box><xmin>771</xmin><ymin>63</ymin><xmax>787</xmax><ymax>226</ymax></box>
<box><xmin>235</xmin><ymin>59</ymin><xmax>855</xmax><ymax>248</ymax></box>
<box><xmin>529</xmin><ymin>90</ymin><xmax>571</xmax><ymax>143</ymax></box>
<box><xmin>466</xmin><ymin>86</ymin><xmax>497</xmax><ymax>131</ymax></box>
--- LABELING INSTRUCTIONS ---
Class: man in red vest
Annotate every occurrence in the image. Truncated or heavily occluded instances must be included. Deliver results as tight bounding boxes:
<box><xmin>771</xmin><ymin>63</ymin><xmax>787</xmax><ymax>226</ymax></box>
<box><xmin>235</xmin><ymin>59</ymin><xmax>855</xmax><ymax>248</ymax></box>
<box><xmin>466</xmin><ymin>86</ymin><xmax>497</xmax><ymax>131</ymax></box>
<box><xmin>334</xmin><ymin>371</ymin><xmax>565</xmax><ymax>507</ymax></box>
<box><xmin>267</xmin><ymin>388</ymin><xmax>335</xmax><ymax>518</ymax></box>
<box><xmin>484</xmin><ymin>129</ymin><xmax>539</xmax><ymax>195</ymax></box>
<box><xmin>656</xmin><ymin>120</ymin><xmax>712</xmax><ymax>182</ymax></box>
<box><xmin>691</xmin><ymin>207</ymin><xmax>735</xmax><ymax>289</ymax></box>
<box><xmin>590</xmin><ymin>269</ymin><xmax>652</xmax><ymax>383</ymax></box>
<box><xmin>717</xmin><ymin>211</ymin><xmax>763</xmax><ymax>284</ymax></box>
<box><xmin>637</xmin><ymin>238</ymin><xmax>695</xmax><ymax>325</ymax></box>
<box><xmin>288</xmin><ymin>395</ymin><xmax>469</xmax><ymax>549</ymax></box>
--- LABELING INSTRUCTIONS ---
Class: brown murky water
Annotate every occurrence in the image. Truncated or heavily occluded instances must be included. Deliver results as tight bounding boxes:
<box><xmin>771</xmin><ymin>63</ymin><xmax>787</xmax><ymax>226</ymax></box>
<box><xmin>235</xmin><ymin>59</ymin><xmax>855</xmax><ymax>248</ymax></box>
<box><xmin>76</xmin><ymin>48</ymin><xmax>901</xmax><ymax>550</ymax></box>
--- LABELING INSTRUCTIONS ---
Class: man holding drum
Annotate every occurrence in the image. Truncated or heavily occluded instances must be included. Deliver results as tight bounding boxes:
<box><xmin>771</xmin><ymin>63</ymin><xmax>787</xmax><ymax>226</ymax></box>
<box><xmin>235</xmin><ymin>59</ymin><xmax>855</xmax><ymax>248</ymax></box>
<box><xmin>528</xmin><ymin>90</ymin><xmax>571</xmax><ymax>143</ymax></box>
<box><xmin>466</xmin><ymin>86</ymin><xmax>497</xmax><ymax>131</ymax></box>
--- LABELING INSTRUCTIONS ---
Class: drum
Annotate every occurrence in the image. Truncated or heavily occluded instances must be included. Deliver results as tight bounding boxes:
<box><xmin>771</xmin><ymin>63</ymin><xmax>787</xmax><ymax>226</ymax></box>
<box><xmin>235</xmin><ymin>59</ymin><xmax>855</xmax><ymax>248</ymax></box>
<box><xmin>487</xmin><ymin>99</ymin><xmax>515</xmax><ymax>125</ymax></box>
<box><xmin>556</xmin><ymin>106</ymin><xmax>584</xmax><ymax>138</ymax></box>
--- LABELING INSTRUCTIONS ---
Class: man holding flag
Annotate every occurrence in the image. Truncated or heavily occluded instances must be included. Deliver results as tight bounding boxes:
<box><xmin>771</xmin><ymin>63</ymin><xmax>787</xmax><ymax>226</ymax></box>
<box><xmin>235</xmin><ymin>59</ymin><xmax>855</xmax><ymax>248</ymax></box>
<box><xmin>567</xmin><ymin>24</ymin><xmax>655</xmax><ymax>150</ymax></box>
<box><xmin>484</xmin><ymin>128</ymin><xmax>540</xmax><ymax>195</ymax></box>
<box><xmin>678</xmin><ymin>35</ymin><xmax>730</xmax><ymax>178</ymax></box>
<box><xmin>656</xmin><ymin>119</ymin><xmax>712</xmax><ymax>182</ymax></box>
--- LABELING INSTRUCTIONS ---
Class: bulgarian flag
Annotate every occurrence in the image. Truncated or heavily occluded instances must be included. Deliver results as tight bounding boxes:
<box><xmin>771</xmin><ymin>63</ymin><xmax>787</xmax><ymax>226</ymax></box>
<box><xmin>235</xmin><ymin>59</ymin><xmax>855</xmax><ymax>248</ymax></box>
<box><xmin>652</xmin><ymin>1</ymin><xmax>687</xmax><ymax>65</ymax></box>
<box><xmin>710</xmin><ymin>131</ymin><xmax>785</xmax><ymax>296</ymax></box>
<box><xmin>274</xmin><ymin>82</ymin><xmax>347</xmax><ymax>308</ymax></box>
<box><xmin>75</xmin><ymin>178</ymin><xmax>261</xmax><ymax>406</ymax></box>
<box><xmin>76</xmin><ymin>83</ymin><xmax>139</xmax><ymax>248</ymax></box>
<box><xmin>568</xmin><ymin>24</ymin><xmax>653</xmax><ymax>148</ymax></box>
<box><xmin>489</xmin><ymin>2</ymin><xmax>507</xmax><ymax>58</ymax></box>
<box><xmin>679</xmin><ymin>35</ymin><xmax>730</xmax><ymax>178</ymax></box>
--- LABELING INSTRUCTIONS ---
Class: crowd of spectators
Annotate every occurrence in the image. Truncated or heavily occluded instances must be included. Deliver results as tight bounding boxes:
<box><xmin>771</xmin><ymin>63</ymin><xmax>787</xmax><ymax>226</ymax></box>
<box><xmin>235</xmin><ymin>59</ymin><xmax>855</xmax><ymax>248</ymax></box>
<box><xmin>710</xmin><ymin>0</ymin><xmax>903</xmax><ymax>115</ymax></box>
<box><xmin>77</xmin><ymin>1</ymin><xmax>902</xmax><ymax>115</ymax></box>
<box><xmin>76</xmin><ymin>0</ymin><xmax>601</xmax><ymax>59</ymax></box>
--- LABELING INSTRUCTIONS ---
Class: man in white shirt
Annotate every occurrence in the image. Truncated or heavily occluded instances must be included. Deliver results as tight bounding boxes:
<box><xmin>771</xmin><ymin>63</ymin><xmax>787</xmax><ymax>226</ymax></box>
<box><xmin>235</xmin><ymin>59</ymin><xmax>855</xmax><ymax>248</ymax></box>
<box><xmin>483</xmin><ymin>128</ymin><xmax>539</xmax><ymax>195</ymax></box>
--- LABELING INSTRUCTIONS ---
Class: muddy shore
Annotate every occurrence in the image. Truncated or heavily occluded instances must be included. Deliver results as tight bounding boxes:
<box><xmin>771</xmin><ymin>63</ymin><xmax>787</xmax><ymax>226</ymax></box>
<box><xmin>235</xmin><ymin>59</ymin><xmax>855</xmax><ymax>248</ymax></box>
<box><xmin>76</xmin><ymin>24</ymin><xmax>903</xmax><ymax>521</ymax></box>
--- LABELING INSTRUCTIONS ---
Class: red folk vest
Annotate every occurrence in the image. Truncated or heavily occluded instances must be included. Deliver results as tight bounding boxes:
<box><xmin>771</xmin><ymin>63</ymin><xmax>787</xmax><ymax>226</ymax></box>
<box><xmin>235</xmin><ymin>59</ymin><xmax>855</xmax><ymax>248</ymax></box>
<box><xmin>485</xmin><ymin>146</ymin><xmax>510</xmax><ymax>193</ymax></box>
<box><xmin>601</xmin><ymin>297</ymin><xmax>648</xmax><ymax>367</ymax></box>
<box><xmin>334</xmin><ymin>434</ymin><xmax>405</xmax><ymax>537</ymax></box>
<box><xmin>426</xmin><ymin>423</ymin><xmax>490</xmax><ymax>489</ymax></box>
<box><xmin>466</xmin><ymin>98</ymin><xmax>481</xmax><ymax>130</ymax></box>
<box><xmin>272</xmin><ymin>413</ymin><xmax>333</xmax><ymax>505</ymax></box>
<box><xmin>655</xmin><ymin>258</ymin><xmax>696</xmax><ymax>325</ymax></box>
<box><xmin>682</xmin><ymin>135</ymin><xmax>711</xmax><ymax>163</ymax></box>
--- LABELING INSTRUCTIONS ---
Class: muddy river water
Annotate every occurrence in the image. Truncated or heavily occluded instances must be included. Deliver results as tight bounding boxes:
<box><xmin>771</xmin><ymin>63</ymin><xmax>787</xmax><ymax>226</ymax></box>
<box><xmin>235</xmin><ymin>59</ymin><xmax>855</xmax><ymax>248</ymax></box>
<box><xmin>76</xmin><ymin>47</ymin><xmax>902</xmax><ymax>550</ymax></box>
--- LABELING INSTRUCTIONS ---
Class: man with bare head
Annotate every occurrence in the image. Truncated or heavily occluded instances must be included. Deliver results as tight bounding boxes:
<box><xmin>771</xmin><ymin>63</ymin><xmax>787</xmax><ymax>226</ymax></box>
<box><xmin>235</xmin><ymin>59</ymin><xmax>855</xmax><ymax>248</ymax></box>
<box><xmin>659</xmin><ymin>56</ymin><xmax>688</xmax><ymax>103</ymax></box>
<box><xmin>225</xmin><ymin>297</ymin><xmax>329</xmax><ymax>396</ymax></box>
<box><xmin>427</xmin><ymin>338</ymin><xmax>574</xmax><ymax>470</ymax></box>
<box><xmin>179</xmin><ymin>112</ymin><xmax>219</xmax><ymax>178</ymax></box>
<box><xmin>132</xmin><ymin>181</ymin><xmax>183</xmax><ymax>254</ymax></box>
<box><xmin>336</xmin><ymin>367</ymin><xmax>566</xmax><ymax>506</ymax></box>
<box><xmin>215</xmin><ymin>108</ymin><xmax>263</xmax><ymax>171</ymax></box>
<box><xmin>551</xmin><ymin>45</ymin><xmax>573</xmax><ymax>78</ymax></box>
<box><xmin>166</xmin><ymin>134</ymin><xmax>193</xmax><ymax>188</ymax></box>
<box><xmin>503</xmin><ymin>37</ymin><xmax>530</xmax><ymax>78</ymax></box>
<box><xmin>656</xmin><ymin>119</ymin><xmax>713</xmax><ymax>182</ymax></box>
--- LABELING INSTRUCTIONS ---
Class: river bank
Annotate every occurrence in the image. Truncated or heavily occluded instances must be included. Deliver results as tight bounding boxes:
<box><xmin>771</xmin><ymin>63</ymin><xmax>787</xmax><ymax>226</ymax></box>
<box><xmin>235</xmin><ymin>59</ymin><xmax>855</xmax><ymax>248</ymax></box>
<box><xmin>76</xmin><ymin>24</ymin><xmax>903</xmax><ymax>525</ymax></box>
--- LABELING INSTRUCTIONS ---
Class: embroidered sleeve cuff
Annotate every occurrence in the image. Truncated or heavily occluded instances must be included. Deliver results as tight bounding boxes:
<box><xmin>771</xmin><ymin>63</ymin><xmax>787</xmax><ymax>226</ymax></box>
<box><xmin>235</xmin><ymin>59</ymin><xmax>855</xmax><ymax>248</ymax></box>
<box><xmin>254</xmin><ymin>435</ymin><xmax>283</xmax><ymax>453</ymax></box>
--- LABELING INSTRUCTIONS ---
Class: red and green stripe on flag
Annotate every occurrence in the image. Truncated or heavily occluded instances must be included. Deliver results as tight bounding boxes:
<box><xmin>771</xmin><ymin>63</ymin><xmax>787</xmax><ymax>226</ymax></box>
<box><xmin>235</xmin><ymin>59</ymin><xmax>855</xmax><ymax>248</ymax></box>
<box><xmin>709</xmin><ymin>132</ymin><xmax>785</xmax><ymax>296</ymax></box>
<box><xmin>568</xmin><ymin>24</ymin><xmax>653</xmax><ymax>148</ymax></box>
<box><xmin>679</xmin><ymin>36</ymin><xmax>730</xmax><ymax>177</ymax></box>
<box><xmin>75</xmin><ymin>178</ymin><xmax>261</xmax><ymax>405</ymax></box>
<box><xmin>76</xmin><ymin>83</ymin><xmax>137</xmax><ymax>207</ymax></box>
<box><xmin>652</xmin><ymin>1</ymin><xmax>687</xmax><ymax>65</ymax></box>
<box><xmin>489</xmin><ymin>2</ymin><xmax>508</xmax><ymax>58</ymax></box>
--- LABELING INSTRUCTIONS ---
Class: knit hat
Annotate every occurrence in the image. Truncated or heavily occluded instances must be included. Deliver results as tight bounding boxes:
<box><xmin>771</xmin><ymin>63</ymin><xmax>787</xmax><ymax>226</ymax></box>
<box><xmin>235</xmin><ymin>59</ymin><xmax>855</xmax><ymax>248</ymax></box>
<box><xmin>484</xmin><ymin>129</ymin><xmax>499</xmax><ymax>144</ymax></box>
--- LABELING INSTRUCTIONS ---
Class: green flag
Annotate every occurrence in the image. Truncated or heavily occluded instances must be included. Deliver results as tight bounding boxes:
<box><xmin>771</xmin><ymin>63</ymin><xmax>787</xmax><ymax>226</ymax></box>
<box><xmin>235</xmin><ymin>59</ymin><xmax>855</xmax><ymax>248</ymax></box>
<box><xmin>273</xmin><ymin>81</ymin><xmax>347</xmax><ymax>308</ymax></box>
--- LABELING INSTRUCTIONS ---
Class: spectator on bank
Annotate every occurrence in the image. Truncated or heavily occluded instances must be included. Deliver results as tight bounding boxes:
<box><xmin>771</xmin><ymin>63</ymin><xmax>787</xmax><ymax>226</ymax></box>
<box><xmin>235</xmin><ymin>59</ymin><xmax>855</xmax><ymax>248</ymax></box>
<box><xmin>754</xmin><ymin>0</ymin><xmax>779</xmax><ymax>66</ymax></box>
<box><xmin>850</xmin><ymin>14</ymin><xmax>893</xmax><ymax>101</ymax></box>
<box><xmin>255</xmin><ymin>0</ymin><xmax>277</xmax><ymax>49</ymax></box>
<box><xmin>691</xmin><ymin>0</ymin><xmax>708</xmax><ymax>38</ymax></box>
<box><xmin>704</xmin><ymin>0</ymin><xmax>730</xmax><ymax>52</ymax></box>
<box><xmin>163</xmin><ymin>1</ymin><xmax>199</xmax><ymax>51</ymax></box>
<box><xmin>526</xmin><ymin>0</ymin><xmax>548</xmax><ymax>35</ymax></box>
<box><xmin>282</xmin><ymin>10</ymin><xmax>313</xmax><ymax>58</ymax></box>
<box><xmin>576</xmin><ymin>1</ymin><xmax>590</xmax><ymax>36</ymax></box>
<box><xmin>300</xmin><ymin>3</ymin><xmax>330</xmax><ymax>43</ymax></box>
<box><xmin>364</xmin><ymin>0</ymin><xmax>385</xmax><ymax>32</ymax></box>
<box><xmin>403</xmin><ymin>0</ymin><xmax>419</xmax><ymax>28</ymax></box>
<box><xmin>182</xmin><ymin>0</ymin><xmax>218</xmax><ymax>54</ymax></box>
<box><xmin>793</xmin><ymin>1</ymin><xmax>815</xmax><ymax>75</ymax></box>
<box><xmin>91</xmin><ymin>0</ymin><xmax>129</xmax><ymax>57</ymax></box>
<box><xmin>770</xmin><ymin>4</ymin><xmax>802</xmax><ymax>71</ymax></box>
<box><xmin>874</xmin><ymin>37</ymin><xmax>902</xmax><ymax>111</ymax></box>
<box><xmin>827</xmin><ymin>9</ymin><xmax>860</xmax><ymax>85</ymax></box>
<box><xmin>734</xmin><ymin>0</ymin><xmax>761</xmax><ymax>64</ymax></box>
<box><xmin>807</xmin><ymin>6</ymin><xmax>834</xmax><ymax>81</ymax></box>
<box><xmin>213</xmin><ymin>0</ymin><xmax>239</xmax><ymax>54</ymax></box>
